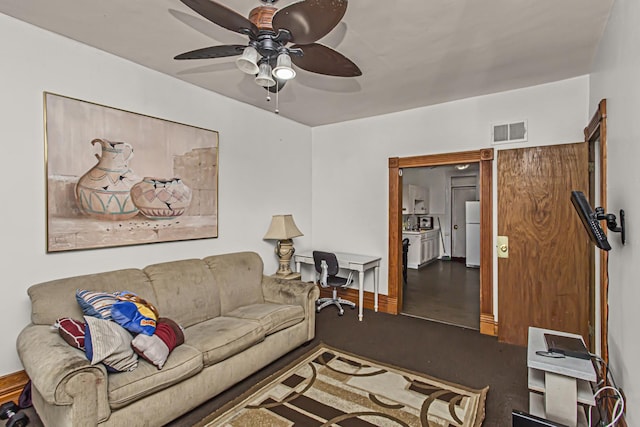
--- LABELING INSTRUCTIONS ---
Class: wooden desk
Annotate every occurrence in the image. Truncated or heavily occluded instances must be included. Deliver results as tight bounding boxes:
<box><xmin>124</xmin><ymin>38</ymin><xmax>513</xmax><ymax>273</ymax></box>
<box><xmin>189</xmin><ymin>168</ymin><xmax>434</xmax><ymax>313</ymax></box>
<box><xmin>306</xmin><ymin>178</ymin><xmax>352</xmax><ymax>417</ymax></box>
<box><xmin>294</xmin><ymin>251</ymin><xmax>381</xmax><ymax>321</ymax></box>
<box><xmin>527</xmin><ymin>327</ymin><xmax>596</xmax><ymax>426</ymax></box>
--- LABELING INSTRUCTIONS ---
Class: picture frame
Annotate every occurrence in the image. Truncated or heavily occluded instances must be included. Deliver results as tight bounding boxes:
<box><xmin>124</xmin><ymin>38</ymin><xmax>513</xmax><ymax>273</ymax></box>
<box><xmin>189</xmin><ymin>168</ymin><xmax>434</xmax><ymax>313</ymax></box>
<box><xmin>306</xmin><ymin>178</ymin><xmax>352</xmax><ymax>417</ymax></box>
<box><xmin>44</xmin><ymin>92</ymin><xmax>219</xmax><ymax>252</ymax></box>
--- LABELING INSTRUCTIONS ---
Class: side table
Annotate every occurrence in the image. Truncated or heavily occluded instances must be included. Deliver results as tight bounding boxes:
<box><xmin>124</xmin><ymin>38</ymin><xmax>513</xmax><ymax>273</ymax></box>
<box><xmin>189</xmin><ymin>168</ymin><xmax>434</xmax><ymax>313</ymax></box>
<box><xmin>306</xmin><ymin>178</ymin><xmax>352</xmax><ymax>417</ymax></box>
<box><xmin>527</xmin><ymin>327</ymin><xmax>596</xmax><ymax>426</ymax></box>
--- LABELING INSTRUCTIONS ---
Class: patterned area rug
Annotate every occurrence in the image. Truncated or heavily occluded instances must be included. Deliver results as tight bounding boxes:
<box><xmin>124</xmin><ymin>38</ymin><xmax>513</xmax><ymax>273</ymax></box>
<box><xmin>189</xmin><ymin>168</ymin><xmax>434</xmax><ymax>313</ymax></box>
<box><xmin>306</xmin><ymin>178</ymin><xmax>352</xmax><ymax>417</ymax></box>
<box><xmin>198</xmin><ymin>344</ymin><xmax>488</xmax><ymax>426</ymax></box>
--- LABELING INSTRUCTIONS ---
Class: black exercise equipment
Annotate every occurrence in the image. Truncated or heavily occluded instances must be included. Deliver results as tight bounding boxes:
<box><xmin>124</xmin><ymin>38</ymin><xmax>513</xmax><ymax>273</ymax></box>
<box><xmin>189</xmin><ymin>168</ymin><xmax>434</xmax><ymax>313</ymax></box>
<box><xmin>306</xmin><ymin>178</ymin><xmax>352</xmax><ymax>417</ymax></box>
<box><xmin>0</xmin><ymin>401</ymin><xmax>29</xmax><ymax>427</ymax></box>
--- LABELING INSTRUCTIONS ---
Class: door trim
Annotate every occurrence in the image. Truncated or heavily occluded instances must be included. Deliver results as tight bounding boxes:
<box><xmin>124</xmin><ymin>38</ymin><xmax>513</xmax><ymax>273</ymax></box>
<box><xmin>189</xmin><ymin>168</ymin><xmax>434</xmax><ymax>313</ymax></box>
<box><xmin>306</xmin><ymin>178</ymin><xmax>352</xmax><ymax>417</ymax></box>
<box><xmin>585</xmin><ymin>99</ymin><xmax>608</xmax><ymax>362</ymax></box>
<box><xmin>388</xmin><ymin>149</ymin><xmax>496</xmax><ymax>335</ymax></box>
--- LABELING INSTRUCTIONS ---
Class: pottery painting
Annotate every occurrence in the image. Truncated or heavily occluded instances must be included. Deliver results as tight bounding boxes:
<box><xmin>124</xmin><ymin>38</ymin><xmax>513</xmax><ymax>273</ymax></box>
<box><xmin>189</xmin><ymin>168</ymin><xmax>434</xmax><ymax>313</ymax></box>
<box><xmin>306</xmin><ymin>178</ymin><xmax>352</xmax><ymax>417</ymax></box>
<box><xmin>130</xmin><ymin>177</ymin><xmax>192</xmax><ymax>219</ymax></box>
<box><xmin>45</xmin><ymin>93</ymin><xmax>218</xmax><ymax>252</ymax></box>
<box><xmin>75</xmin><ymin>139</ymin><xmax>140</xmax><ymax>220</ymax></box>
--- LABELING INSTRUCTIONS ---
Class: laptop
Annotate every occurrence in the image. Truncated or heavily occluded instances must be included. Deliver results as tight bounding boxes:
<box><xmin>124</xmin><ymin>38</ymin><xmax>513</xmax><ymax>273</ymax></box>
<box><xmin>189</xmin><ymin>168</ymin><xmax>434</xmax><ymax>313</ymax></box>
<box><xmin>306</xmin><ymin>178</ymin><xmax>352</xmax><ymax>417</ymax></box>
<box><xmin>543</xmin><ymin>333</ymin><xmax>590</xmax><ymax>360</ymax></box>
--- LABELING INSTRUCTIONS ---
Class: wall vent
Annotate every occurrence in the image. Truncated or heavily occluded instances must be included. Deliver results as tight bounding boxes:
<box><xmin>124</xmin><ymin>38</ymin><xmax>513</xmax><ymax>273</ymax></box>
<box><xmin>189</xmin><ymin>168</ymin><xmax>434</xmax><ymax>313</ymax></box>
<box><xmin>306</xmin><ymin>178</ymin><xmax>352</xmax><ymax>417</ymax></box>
<box><xmin>491</xmin><ymin>120</ymin><xmax>527</xmax><ymax>144</ymax></box>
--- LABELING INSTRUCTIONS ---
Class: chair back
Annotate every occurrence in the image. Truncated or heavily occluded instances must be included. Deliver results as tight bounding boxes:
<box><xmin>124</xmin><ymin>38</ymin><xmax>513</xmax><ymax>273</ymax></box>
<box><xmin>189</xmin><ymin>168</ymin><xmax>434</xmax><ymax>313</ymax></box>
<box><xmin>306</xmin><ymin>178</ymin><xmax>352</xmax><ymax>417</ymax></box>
<box><xmin>313</xmin><ymin>251</ymin><xmax>340</xmax><ymax>276</ymax></box>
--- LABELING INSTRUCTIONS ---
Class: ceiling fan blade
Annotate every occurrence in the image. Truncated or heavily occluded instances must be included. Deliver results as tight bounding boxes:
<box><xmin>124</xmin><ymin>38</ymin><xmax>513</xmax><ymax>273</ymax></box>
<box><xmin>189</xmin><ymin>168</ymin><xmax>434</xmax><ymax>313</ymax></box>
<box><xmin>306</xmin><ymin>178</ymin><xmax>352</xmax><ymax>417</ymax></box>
<box><xmin>180</xmin><ymin>0</ymin><xmax>258</xmax><ymax>37</ymax></box>
<box><xmin>272</xmin><ymin>0</ymin><xmax>347</xmax><ymax>45</ymax></box>
<box><xmin>291</xmin><ymin>43</ymin><xmax>361</xmax><ymax>77</ymax></box>
<box><xmin>174</xmin><ymin>44</ymin><xmax>245</xmax><ymax>60</ymax></box>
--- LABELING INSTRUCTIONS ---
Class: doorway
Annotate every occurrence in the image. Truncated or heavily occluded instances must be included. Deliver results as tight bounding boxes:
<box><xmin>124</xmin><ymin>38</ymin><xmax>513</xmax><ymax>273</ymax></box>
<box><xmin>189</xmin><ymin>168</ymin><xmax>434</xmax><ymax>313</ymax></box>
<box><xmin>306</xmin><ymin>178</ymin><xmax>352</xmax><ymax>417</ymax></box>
<box><xmin>400</xmin><ymin>165</ymin><xmax>481</xmax><ymax>329</ymax></box>
<box><xmin>388</xmin><ymin>149</ymin><xmax>496</xmax><ymax>336</ymax></box>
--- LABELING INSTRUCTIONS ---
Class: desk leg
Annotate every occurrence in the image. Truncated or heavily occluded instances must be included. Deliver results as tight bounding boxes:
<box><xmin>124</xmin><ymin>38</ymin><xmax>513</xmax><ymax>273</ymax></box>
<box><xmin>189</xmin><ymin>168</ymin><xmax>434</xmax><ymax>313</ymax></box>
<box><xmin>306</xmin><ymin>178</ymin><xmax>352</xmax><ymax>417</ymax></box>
<box><xmin>358</xmin><ymin>271</ymin><xmax>365</xmax><ymax>321</ymax></box>
<box><xmin>374</xmin><ymin>265</ymin><xmax>379</xmax><ymax>312</ymax></box>
<box><xmin>544</xmin><ymin>372</ymin><xmax>578</xmax><ymax>427</ymax></box>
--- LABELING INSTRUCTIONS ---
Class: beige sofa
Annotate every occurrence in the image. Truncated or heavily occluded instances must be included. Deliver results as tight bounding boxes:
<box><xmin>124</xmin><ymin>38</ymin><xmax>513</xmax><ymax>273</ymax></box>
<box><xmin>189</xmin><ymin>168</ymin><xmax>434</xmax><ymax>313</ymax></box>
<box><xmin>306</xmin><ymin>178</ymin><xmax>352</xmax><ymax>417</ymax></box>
<box><xmin>17</xmin><ymin>252</ymin><xmax>319</xmax><ymax>426</ymax></box>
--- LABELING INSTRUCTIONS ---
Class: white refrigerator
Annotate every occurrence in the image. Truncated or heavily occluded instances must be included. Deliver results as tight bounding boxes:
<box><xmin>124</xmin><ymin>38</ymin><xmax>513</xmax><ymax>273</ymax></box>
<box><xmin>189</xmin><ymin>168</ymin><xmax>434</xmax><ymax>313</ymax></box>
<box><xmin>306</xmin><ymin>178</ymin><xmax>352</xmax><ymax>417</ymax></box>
<box><xmin>465</xmin><ymin>201</ymin><xmax>480</xmax><ymax>267</ymax></box>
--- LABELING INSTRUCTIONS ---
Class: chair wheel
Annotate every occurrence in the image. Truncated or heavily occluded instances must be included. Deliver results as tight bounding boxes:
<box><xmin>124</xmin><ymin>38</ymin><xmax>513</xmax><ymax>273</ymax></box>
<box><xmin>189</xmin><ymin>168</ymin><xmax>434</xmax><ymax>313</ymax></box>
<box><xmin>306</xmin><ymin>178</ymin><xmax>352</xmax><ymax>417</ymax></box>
<box><xmin>338</xmin><ymin>311</ymin><xmax>344</xmax><ymax>316</ymax></box>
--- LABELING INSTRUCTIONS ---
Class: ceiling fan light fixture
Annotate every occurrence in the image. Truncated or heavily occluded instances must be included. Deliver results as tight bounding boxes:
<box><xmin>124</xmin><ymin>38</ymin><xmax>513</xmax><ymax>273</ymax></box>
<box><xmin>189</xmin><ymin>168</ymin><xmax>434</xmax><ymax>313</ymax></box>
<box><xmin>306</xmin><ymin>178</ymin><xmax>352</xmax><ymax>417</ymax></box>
<box><xmin>255</xmin><ymin>62</ymin><xmax>276</xmax><ymax>87</ymax></box>
<box><xmin>272</xmin><ymin>53</ymin><xmax>296</xmax><ymax>80</ymax></box>
<box><xmin>236</xmin><ymin>46</ymin><xmax>259</xmax><ymax>75</ymax></box>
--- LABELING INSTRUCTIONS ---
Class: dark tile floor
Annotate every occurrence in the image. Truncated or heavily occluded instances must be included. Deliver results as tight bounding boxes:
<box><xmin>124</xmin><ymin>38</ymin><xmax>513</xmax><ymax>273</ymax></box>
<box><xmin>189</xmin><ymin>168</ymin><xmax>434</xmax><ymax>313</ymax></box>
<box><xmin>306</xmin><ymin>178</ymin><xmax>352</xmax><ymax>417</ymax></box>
<box><xmin>402</xmin><ymin>259</ymin><xmax>480</xmax><ymax>329</ymax></box>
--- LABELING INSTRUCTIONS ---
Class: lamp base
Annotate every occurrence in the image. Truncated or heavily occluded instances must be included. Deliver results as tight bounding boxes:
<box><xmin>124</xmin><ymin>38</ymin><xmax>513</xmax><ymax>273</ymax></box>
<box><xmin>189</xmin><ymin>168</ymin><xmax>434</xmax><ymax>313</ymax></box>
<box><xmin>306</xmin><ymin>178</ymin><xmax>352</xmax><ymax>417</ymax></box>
<box><xmin>274</xmin><ymin>238</ymin><xmax>296</xmax><ymax>277</ymax></box>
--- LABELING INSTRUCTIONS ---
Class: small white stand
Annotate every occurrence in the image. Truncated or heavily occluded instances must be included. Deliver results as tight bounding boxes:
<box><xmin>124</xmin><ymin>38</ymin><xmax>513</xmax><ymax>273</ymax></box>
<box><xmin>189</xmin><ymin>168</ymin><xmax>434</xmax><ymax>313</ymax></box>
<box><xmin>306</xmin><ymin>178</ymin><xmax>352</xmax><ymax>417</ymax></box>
<box><xmin>527</xmin><ymin>327</ymin><xmax>597</xmax><ymax>427</ymax></box>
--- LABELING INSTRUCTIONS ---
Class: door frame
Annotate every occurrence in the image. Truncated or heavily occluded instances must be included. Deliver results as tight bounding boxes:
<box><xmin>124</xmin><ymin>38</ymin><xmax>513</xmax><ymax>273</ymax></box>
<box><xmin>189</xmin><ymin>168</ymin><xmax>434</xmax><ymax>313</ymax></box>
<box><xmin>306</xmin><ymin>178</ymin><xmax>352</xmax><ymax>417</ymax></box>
<box><xmin>388</xmin><ymin>148</ymin><xmax>497</xmax><ymax>335</ymax></box>
<box><xmin>584</xmin><ymin>99</ymin><xmax>609</xmax><ymax>361</ymax></box>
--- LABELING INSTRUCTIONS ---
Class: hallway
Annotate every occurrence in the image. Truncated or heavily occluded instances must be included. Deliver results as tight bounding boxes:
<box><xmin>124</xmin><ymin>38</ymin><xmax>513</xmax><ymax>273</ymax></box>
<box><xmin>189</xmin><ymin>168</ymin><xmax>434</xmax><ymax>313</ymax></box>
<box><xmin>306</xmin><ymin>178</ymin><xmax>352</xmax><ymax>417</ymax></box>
<box><xmin>401</xmin><ymin>259</ymin><xmax>480</xmax><ymax>330</ymax></box>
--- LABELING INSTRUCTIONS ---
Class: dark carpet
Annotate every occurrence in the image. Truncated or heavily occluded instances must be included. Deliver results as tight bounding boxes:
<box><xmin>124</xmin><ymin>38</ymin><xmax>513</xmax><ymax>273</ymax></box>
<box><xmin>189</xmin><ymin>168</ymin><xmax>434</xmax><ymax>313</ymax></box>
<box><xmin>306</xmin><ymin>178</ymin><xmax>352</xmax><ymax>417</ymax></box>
<box><xmin>166</xmin><ymin>309</ymin><xmax>528</xmax><ymax>426</ymax></box>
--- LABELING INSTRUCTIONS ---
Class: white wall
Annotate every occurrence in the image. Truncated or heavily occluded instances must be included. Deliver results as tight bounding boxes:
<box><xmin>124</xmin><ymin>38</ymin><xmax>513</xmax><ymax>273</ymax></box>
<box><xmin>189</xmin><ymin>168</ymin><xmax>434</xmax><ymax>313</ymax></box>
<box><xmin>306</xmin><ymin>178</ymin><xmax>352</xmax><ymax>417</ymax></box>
<box><xmin>589</xmin><ymin>0</ymin><xmax>640</xmax><ymax>422</ymax></box>
<box><xmin>0</xmin><ymin>15</ymin><xmax>312</xmax><ymax>375</ymax></box>
<box><xmin>311</xmin><ymin>77</ymin><xmax>589</xmax><ymax>315</ymax></box>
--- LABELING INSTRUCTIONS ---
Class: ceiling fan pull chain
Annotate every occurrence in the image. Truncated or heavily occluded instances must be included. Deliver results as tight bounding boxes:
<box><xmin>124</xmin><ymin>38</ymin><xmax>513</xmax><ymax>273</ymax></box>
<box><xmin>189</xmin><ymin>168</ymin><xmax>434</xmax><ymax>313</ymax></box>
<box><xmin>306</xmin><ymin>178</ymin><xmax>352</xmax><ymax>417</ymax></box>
<box><xmin>275</xmin><ymin>85</ymin><xmax>280</xmax><ymax>115</ymax></box>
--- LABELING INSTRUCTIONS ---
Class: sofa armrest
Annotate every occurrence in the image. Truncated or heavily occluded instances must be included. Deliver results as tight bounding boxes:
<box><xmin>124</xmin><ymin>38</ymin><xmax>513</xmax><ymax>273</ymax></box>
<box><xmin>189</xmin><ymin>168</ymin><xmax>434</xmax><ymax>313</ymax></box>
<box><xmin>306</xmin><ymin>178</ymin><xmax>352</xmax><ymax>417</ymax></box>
<box><xmin>17</xmin><ymin>324</ymin><xmax>109</xmax><ymax>418</ymax></box>
<box><xmin>261</xmin><ymin>276</ymin><xmax>319</xmax><ymax>340</ymax></box>
<box><xmin>261</xmin><ymin>276</ymin><xmax>319</xmax><ymax>307</ymax></box>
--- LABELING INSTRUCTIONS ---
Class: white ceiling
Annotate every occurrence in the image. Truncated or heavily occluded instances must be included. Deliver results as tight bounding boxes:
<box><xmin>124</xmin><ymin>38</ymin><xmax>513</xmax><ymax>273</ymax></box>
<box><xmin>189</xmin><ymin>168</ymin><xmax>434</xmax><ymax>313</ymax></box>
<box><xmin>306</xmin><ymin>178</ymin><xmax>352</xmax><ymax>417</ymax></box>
<box><xmin>0</xmin><ymin>0</ymin><xmax>613</xmax><ymax>126</ymax></box>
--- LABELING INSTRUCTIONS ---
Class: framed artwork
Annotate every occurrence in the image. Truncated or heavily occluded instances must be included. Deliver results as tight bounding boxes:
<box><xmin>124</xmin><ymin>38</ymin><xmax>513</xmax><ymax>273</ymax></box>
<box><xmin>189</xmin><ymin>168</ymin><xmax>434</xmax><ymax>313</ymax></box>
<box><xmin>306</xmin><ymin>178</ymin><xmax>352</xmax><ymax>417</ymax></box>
<box><xmin>44</xmin><ymin>92</ymin><xmax>218</xmax><ymax>252</ymax></box>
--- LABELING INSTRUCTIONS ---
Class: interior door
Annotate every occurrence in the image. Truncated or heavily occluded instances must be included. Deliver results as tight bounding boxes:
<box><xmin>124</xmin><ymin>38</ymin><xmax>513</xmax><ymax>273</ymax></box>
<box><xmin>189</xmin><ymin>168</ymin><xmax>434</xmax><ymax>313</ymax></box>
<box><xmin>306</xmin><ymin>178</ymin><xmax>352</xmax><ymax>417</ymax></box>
<box><xmin>498</xmin><ymin>143</ymin><xmax>589</xmax><ymax>346</ymax></box>
<box><xmin>451</xmin><ymin>186</ymin><xmax>476</xmax><ymax>258</ymax></box>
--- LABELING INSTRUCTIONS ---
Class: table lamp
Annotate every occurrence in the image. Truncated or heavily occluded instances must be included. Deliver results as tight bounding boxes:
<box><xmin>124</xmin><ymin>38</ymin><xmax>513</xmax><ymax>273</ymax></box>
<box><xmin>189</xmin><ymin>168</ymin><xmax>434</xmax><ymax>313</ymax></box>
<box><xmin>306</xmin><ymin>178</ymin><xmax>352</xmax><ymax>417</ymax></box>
<box><xmin>263</xmin><ymin>214</ymin><xmax>303</xmax><ymax>278</ymax></box>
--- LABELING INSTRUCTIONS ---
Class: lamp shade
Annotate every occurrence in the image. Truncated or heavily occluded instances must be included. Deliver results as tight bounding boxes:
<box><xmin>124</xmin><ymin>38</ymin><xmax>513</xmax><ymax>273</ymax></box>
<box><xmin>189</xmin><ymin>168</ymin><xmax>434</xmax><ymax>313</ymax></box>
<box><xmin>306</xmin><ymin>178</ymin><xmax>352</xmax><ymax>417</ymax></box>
<box><xmin>255</xmin><ymin>62</ymin><xmax>276</xmax><ymax>87</ymax></box>
<box><xmin>272</xmin><ymin>53</ymin><xmax>296</xmax><ymax>80</ymax></box>
<box><xmin>263</xmin><ymin>214</ymin><xmax>303</xmax><ymax>240</ymax></box>
<box><xmin>236</xmin><ymin>46</ymin><xmax>259</xmax><ymax>75</ymax></box>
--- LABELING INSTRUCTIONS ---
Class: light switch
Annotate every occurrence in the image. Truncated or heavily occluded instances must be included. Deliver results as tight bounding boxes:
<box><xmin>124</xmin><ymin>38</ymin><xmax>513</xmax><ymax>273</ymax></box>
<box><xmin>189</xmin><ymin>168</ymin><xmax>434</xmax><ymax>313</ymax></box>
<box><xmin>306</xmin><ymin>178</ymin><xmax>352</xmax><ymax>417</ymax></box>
<box><xmin>497</xmin><ymin>236</ymin><xmax>509</xmax><ymax>258</ymax></box>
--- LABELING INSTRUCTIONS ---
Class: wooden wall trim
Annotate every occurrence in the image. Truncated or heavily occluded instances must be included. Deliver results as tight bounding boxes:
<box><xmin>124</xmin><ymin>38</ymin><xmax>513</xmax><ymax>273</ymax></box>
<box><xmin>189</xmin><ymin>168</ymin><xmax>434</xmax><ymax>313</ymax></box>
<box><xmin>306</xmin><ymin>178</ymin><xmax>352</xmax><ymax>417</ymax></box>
<box><xmin>318</xmin><ymin>287</ymin><xmax>396</xmax><ymax>315</ymax></box>
<box><xmin>479</xmin><ymin>151</ymin><xmax>494</xmax><ymax>329</ymax></box>
<box><xmin>584</xmin><ymin>100</ymin><xmax>624</xmax><ymax>425</ymax></box>
<box><xmin>0</xmin><ymin>370</ymin><xmax>28</xmax><ymax>406</ymax></box>
<box><xmin>388</xmin><ymin>158</ymin><xmax>403</xmax><ymax>312</ymax></box>
<box><xmin>480</xmin><ymin>314</ymin><xmax>498</xmax><ymax>336</ymax></box>
<box><xmin>584</xmin><ymin>99</ymin><xmax>608</xmax><ymax>363</ymax></box>
<box><xmin>398</xmin><ymin>150</ymin><xmax>485</xmax><ymax>168</ymax></box>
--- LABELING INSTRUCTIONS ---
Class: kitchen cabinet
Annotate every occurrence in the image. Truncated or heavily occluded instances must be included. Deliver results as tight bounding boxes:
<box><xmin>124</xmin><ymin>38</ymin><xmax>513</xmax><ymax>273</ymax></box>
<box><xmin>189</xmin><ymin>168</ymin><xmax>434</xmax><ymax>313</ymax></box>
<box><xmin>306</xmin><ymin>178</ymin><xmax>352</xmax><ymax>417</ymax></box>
<box><xmin>402</xmin><ymin>184</ymin><xmax>429</xmax><ymax>214</ymax></box>
<box><xmin>405</xmin><ymin>233</ymin><xmax>422</xmax><ymax>269</ymax></box>
<box><xmin>403</xmin><ymin>228</ymin><xmax>440</xmax><ymax>269</ymax></box>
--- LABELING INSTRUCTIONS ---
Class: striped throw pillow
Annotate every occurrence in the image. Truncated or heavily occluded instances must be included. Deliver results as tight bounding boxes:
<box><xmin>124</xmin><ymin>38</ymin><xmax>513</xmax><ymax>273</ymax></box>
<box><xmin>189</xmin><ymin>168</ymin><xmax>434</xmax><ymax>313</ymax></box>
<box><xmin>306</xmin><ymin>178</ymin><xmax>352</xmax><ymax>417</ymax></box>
<box><xmin>76</xmin><ymin>289</ymin><xmax>119</xmax><ymax>321</ymax></box>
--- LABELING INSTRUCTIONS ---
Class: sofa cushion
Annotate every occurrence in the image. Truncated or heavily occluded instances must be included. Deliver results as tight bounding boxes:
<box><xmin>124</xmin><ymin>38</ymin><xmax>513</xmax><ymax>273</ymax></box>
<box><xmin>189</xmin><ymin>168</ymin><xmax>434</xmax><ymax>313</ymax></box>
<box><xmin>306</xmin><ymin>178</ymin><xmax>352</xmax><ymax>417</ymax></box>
<box><xmin>107</xmin><ymin>344</ymin><xmax>203</xmax><ymax>409</ymax></box>
<box><xmin>227</xmin><ymin>303</ymin><xmax>305</xmax><ymax>335</ymax></box>
<box><xmin>203</xmin><ymin>252</ymin><xmax>265</xmax><ymax>315</ymax></box>
<box><xmin>183</xmin><ymin>317</ymin><xmax>264</xmax><ymax>367</ymax></box>
<box><xmin>28</xmin><ymin>269</ymin><xmax>155</xmax><ymax>326</ymax></box>
<box><xmin>144</xmin><ymin>259</ymin><xmax>220</xmax><ymax>328</ymax></box>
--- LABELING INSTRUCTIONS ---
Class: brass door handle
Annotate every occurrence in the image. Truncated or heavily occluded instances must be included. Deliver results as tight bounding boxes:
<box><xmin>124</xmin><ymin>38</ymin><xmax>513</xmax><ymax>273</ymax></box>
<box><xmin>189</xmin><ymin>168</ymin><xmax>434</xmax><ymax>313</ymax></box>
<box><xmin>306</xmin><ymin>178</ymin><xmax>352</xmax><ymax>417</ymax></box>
<box><xmin>497</xmin><ymin>236</ymin><xmax>509</xmax><ymax>258</ymax></box>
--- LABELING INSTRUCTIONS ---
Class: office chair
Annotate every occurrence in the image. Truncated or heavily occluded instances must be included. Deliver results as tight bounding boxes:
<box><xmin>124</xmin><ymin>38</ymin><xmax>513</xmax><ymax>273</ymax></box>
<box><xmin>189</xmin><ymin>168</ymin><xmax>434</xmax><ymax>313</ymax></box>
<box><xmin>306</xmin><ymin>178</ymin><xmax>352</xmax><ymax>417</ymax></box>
<box><xmin>402</xmin><ymin>238</ymin><xmax>410</xmax><ymax>287</ymax></box>
<box><xmin>313</xmin><ymin>251</ymin><xmax>356</xmax><ymax>316</ymax></box>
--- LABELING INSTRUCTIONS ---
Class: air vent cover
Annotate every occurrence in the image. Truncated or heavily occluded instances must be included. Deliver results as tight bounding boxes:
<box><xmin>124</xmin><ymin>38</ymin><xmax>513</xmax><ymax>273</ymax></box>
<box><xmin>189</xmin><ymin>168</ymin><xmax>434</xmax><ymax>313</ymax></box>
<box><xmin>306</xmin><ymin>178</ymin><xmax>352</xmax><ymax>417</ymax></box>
<box><xmin>491</xmin><ymin>120</ymin><xmax>527</xmax><ymax>144</ymax></box>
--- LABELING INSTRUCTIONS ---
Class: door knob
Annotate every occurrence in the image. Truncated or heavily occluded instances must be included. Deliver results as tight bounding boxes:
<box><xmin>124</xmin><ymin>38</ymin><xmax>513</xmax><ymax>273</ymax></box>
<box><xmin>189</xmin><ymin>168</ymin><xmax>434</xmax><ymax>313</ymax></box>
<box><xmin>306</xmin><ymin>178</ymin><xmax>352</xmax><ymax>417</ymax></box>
<box><xmin>497</xmin><ymin>236</ymin><xmax>509</xmax><ymax>258</ymax></box>
<box><xmin>453</xmin><ymin>225</ymin><xmax>458</xmax><ymax>229</ymax></box>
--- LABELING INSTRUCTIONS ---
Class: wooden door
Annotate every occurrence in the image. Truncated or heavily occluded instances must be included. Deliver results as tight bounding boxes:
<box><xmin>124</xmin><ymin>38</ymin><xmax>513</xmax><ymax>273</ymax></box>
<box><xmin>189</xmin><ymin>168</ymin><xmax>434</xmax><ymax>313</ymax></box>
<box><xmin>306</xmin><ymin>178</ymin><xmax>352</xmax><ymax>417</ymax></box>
<box><xmin>451</xmin><ymin>186</ymin><xmax>476</xmax><ymax>258</ymax></box>
<box><xmin>498</xmin><ymin>143</ymin><xmax>589</xmax><ymax>346</ymax></box>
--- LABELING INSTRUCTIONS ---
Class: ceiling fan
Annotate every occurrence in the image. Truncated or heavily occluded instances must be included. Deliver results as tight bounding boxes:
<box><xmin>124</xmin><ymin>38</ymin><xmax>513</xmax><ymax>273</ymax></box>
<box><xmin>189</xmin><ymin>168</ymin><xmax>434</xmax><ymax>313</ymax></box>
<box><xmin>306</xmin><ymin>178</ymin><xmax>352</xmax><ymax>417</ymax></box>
<box><xmin>174</xmin><ymin>0</ymin><xmax>362</xmax><ymax>93</ymax></box>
